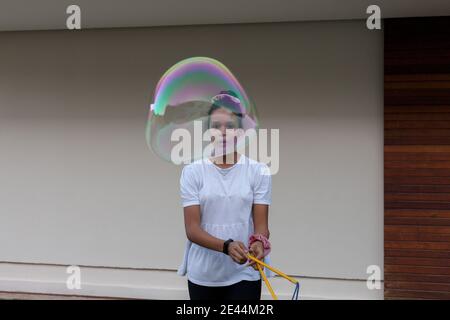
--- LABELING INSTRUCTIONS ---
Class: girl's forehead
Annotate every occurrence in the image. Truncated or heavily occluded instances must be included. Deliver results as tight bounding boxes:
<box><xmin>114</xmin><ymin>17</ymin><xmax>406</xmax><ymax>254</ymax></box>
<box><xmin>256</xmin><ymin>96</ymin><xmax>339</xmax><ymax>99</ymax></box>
<box><xmin>210</xmin><ymin>108</ymin><xmax>236</xmax><ymax>120</ymax></box>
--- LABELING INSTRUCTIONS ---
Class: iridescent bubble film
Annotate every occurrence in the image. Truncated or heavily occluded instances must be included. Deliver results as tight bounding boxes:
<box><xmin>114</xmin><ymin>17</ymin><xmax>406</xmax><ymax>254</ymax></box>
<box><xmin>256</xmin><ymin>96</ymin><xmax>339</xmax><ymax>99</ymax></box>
<box><xmin>146</xmin><ymin>57</ymin><xmax>259</xmax><ymax>163</ymax></box>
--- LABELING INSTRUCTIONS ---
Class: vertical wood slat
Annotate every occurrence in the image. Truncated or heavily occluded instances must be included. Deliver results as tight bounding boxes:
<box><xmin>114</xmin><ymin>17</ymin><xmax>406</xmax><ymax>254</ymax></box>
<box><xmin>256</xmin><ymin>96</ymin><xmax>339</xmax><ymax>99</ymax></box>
<box><xmin>384</xmin><ymin>17</ymin><xmax>450</xmax><ymax>300</ymax></box>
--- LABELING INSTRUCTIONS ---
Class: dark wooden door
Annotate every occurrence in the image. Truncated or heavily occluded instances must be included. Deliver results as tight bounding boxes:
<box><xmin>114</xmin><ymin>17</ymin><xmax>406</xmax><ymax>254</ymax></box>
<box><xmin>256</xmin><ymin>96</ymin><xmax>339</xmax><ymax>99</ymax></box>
<box><xmin>384</xmin><ymin>16</ymin><xmax>450</xmax><ymax>299</ymax></box>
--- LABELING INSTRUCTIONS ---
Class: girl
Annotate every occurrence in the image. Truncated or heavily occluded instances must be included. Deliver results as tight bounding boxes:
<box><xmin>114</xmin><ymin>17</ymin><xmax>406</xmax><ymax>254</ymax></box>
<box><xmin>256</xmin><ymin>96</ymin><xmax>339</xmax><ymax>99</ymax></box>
<box><xmin>177</xmin><ymin>90</ymin><xmax>273</xmax><ymax>300</ymax></box>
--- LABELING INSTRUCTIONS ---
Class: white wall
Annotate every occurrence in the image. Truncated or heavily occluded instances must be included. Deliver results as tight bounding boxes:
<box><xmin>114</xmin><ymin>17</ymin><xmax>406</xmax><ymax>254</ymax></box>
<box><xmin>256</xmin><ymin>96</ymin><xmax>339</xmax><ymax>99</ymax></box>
<box><xmin>0</xmin><ymin>20</ymin><xmax>383</xmax><ymax>299</ymax></box>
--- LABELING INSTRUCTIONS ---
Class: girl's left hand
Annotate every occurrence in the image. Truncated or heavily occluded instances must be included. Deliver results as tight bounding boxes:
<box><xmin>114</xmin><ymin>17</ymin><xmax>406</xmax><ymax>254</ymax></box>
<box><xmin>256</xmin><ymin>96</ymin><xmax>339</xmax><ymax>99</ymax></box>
<box><xmin>247</xmin><ymin>241</ymin><xmax>264</xmax><ymax>270</ymax></box>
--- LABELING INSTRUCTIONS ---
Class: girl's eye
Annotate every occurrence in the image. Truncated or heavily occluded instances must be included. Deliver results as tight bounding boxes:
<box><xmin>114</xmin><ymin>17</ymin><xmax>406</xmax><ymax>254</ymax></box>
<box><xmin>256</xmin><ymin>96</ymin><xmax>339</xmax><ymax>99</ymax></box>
<box><xmin>211</xmin><ymin>123</ymin><xmax>221</xmax><ymax>129</ymax></box>
<box><xmin>226</xmin><ymin>123</ymin><xmax>237</xmax><ymax>129</ymax></box>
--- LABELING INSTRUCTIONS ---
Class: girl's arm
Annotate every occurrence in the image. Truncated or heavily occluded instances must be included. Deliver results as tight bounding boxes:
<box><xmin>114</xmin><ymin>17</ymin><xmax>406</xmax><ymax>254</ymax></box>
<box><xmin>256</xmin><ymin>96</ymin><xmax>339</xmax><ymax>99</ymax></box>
<box><xmin>184</xmin><ymin>205</ymin><xmax>248</xmax><ymax>264</ymax></box>
<box><xmin>248</xmin><ymin>204</ymin><xmax>270</xmax><ymax>268</ymax></box>
<box><xmin>252</xmin><ymin>204</ymin><xmax>270</xmax><ymax>239</ymax></box>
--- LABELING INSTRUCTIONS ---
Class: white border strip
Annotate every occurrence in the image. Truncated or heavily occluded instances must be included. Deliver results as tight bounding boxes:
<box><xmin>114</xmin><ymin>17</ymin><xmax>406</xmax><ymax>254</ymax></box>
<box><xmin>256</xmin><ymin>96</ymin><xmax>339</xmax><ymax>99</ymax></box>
<box><xmin>0</xmin><ymin>262</ymin><xmax>383</xmax><ymax>300</ymax></box>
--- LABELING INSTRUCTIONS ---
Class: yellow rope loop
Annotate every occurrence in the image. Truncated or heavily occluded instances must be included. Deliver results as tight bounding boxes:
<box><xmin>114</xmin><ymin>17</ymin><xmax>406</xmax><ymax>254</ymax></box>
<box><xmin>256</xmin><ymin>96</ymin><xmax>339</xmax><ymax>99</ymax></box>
<box><xmin>256</xmin><ymin>262</ymin><xmax>278</xmax><ymax>300</ymax></box>
<box><xmin>247</xmin><ymin>254</ymin><xmax>299</xmax><ymax>285</ymax></box>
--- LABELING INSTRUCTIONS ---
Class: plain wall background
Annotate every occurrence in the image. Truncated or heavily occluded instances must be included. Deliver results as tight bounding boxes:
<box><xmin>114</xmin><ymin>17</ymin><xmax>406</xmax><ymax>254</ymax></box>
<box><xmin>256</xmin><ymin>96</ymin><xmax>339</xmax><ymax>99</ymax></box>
<box><xmin>0</xmin><ymin>20</ymin><xmax>383</xmax><ymax>286</ymax></box>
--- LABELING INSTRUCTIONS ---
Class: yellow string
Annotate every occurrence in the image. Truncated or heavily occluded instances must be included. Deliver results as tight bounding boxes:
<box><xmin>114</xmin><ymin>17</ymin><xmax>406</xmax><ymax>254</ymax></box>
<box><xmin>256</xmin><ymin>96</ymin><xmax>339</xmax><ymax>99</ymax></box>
<box><xmin>247</xmin><ymin>254</ymin><xmax>299</xmax><ymax>285</ymax></box>
<box><xmin>256</xmin><ymin>262</ymin><xmax>278</xmax><ymax>300</ymax></box>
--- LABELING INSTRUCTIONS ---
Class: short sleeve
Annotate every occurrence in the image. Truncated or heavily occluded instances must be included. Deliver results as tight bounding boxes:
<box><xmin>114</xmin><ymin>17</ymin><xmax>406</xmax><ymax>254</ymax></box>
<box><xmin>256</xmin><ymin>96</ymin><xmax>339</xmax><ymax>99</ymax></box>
<box><xmin>180</xmin><ymin>165</ymin><xmax>201</xmax><ymax>207</ymax></box>
<box><xmin>253</xmin><ymin>163</ymin><xmax>272</xmax><ymax>205</ymax></box>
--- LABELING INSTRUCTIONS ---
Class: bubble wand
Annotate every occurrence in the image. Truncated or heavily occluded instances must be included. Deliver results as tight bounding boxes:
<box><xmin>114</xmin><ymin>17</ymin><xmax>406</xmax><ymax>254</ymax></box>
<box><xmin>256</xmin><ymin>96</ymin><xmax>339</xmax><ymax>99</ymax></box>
<box><xmin>247</xmin><ymin>254</ymin><xmax>300</xmax><ymax>300</ymax></box>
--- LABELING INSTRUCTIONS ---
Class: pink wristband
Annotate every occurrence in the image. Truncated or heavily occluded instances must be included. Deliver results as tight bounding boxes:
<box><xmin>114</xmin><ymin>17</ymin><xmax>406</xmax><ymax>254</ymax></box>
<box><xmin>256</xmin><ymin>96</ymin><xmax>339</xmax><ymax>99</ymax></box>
<box><xmin>249</xmin><ymin>234</ymin><xmax>271</xmax><ymax>257</ymax></box>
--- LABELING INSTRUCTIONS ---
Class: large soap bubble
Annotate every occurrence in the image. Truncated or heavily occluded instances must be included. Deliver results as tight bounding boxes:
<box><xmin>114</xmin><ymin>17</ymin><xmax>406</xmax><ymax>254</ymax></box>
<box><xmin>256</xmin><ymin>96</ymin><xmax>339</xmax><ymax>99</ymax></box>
<box><xmin>146</xmin><ymin>57</ymin><xmax>259</xmax><ymax>163</ymax></box>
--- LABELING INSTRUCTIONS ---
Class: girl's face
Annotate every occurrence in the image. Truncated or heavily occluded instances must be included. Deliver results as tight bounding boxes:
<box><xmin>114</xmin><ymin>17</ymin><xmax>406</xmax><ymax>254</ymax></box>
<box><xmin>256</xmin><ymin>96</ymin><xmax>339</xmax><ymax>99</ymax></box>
<box><xmin>209</xmin><ymin>107</ymin><xmax>240</xmax><ymax>153</ymax></box>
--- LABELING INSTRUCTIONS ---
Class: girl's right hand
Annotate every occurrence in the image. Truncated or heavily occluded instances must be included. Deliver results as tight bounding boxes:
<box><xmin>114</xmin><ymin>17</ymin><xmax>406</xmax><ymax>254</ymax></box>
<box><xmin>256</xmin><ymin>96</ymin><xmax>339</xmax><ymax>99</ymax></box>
<box><xmin>228</xmin><ymin>241</ymin><xmax>248</xmax><ymax>264</ymax></box>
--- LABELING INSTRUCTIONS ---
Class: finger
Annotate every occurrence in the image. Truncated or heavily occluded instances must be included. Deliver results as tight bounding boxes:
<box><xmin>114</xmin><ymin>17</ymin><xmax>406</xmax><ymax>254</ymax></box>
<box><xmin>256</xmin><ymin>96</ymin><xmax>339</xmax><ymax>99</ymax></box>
<box><xmin>257</xmin><ymin>250</ymin><xmax>264</xmax><ymax>260</ymax></box>
<box><xmin>230</xmin><ymin>252</ymin><xmax>241</xmax><ymax>263</ymax></box>
<box><xmin>229</xmin><ymin>252</ymin><xmax>236</xmax><ymax>262</ymax></box>
<box><xmin>238</xmin><ymin>242</ymin><xmax>248</xmax><ymax>254</ymax></box>
<box><xmin>236</xmin><ymin>242</ymin><xmax>247</xmax><ymax>254</ymax></box>
<box><xmin>232</xmin><ymin>248</ymin><xmax>246</xmax><ymax>262</ymax></box>
<box><xmin>230</xmin><ymin>248</ymin><xmax>240</xmax><ymax>260</ymax></box>
<box><xmin>249</xmin><ymin>250</ymin><xmax>260</xmax><ymax>261</ymax></box>
<box><xmin>236</xmin><ymin>255</ymin><xmax>246</xmax><ymax>264</ymax></box>
<box><xmin>236</xmin><ymin>247</ymin><xmax>247</xmax><ymax>259</ymax></box>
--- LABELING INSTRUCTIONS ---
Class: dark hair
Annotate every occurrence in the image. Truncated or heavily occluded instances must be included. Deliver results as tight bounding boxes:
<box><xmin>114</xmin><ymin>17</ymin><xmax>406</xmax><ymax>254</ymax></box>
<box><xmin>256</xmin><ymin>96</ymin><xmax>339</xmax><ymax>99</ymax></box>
<box><xmin>207</xmin><ymin>90</ymin><xmax>243</xmax><ymax>129</ymax></box>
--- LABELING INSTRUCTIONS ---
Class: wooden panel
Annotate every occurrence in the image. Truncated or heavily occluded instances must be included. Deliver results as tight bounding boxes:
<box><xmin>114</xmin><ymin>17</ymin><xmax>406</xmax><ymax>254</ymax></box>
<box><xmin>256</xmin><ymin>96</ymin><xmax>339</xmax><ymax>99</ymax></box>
<box><xmin>385</xmin><ymin>185</ymin><xmax>450</xmax><ymax>193</ymax></box>
<box><xmin>384</xmin><ymin>17</ymin><xmax>450</xmax><ymax>300</ymax></box>
<box><xmin>386</xmin><ymin>130</ymin><xmax>450</xmax><ymax>138</ymax></box>
<box><xmin>385</xmin><ymin>113</ymin><xmax>450</xmax><ymax>121</ymax></box>
<box><xmin>385</xmin><ymin>281</ymin><xmax>450</xmax><ymax>292</ymax></box>
<box><xmin>385</xmin><ymin>201</ymin><xmax>450</xmax><ymax>210</ymax></box>
<box><xmin>385</xmin><ymin>209</ymin><xmax>450</xmax><ymax>218</ymax></box>
<box><xmin>385</xmin><ymin>168</ymin><xmax>450</xmax><ymax>177</ymax></box>
<box><xmin>385</xmin><ymin>105</ymin><xmax>450</xmax><ymax>113</ymax></box>
<box><xmin>385</xmin><ymin>242</ymin><xmax>450</xmax><ymax>251</ymax></box>
<box><xmin>386</xmin><ymin>233</ymin><xmax>450</xmax><ymax>243</ymax></box>
<box><xmin>385</xmin><ymin>137</ymin><xmax>450</xmax><ymax>145</ymax></box>
<box><xmin>385</xmin><ymin>225</ymin><xmax>450</xmax><ymax>234</ymax></box>
<box><xmin>385</xmin><ymin>264</ymin><xmax>450</xmax><ymax>275</ymax></box>
<box><xmin>385</xmin><ymin>176</ymin><xmax>450</xmax><ymax>185</ymax></box>
<box><xmin>386</xmin><ymin>122</ymin><xmax>450</xmax><ymax>129</ymax></box>
<box><xmin>385</xmin><ymin>249</ymin><xmax>450</xmax><ymax>259</ymax></box>
<box><xmin>385</xmin><ymin>153</ymin><xmax>450</xmax><ymax>161</ymax></box>
<box><xmin>384</xmin><ymin>289</ymin><xmax>450</xmax><ymax>300</ymax></box>
<box><xmin>385</xmin><ymin>193</ymin><xmax>450</xmax><ymax>201</ymax></box>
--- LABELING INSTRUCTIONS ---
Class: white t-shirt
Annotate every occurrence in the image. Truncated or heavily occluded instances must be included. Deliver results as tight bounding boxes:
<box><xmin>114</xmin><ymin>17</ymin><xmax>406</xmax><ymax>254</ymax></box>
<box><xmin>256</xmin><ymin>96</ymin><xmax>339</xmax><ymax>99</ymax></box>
<box><xmin>177</xmin><ymin>154</ymin><xmax>274</xmax><ymax>286</ymax></box>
